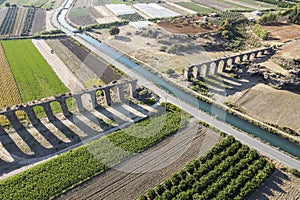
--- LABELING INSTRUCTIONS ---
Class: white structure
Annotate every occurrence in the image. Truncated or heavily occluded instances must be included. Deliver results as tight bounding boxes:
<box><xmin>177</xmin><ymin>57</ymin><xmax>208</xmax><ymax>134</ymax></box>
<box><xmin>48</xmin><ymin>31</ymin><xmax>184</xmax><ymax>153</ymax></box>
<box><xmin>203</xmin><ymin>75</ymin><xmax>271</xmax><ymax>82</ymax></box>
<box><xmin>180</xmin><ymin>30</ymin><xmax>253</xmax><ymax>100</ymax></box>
<box><xmin>129</xmin><ymin>21</ymin><xmax>153</xmax><ymax>29</ymax></box>
<box><xmin>105</xmin><ymin>4</ymin><xmax>136</xmax><ymax>16</ymax></box>
<box><xmin>133</xmin><ymin>3</ymin><xmax>180</xmax><ymax>18</ymax></box>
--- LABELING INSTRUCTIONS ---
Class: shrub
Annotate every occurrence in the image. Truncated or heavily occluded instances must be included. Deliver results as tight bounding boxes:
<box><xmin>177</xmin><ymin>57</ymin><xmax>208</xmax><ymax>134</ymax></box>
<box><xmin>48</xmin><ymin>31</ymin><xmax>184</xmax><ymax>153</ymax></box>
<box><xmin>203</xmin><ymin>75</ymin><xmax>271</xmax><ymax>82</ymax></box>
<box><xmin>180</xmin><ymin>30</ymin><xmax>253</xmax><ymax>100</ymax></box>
<box><xmin>147</xmin><ymin>188</ymin><xmax>157</xmax><ymax>200</ymax></box>
<box><xmin>156</xmin><ymin>184</ymin><xmax>165</xmax><ymax>196</ymax></box>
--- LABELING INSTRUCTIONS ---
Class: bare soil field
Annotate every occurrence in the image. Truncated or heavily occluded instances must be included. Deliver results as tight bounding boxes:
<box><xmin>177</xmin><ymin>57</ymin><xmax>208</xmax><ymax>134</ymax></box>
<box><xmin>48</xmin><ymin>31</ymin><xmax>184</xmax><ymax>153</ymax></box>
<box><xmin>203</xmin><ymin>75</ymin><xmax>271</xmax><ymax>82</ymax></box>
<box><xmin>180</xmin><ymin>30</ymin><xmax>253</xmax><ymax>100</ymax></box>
<box><xmin>277</xmin><ymin>40</ymin><xmax>300</xmax><ymax>60</ymax></box>
<box><xmin>69</xmin><ymin>15</ymin><xmax>97</xmax><ymax>26</ymax></box>
<box><xmin>57</xmin><ymin>122</ymin><xmax>221</xmax><ymax>200</ymax></box>
<box><xmin>227</xmin><ymin>83</ymin><xmax>300</xmax><ymax>137</ymax></box>
<box><xmin>161</xmin><ymin>2</ymin><xmax>197</xmax><ymax>15</ymax></box>
<box><xmin>93</xmin><ymin>6</ymin><xmax>120</xmax><ymax>24</ymax></box>
<box><xmin>59</xmin><ymin>37</ymin><xmax>121</xmax><ymax>84</ymax></box>
<box><xmin>31</xmin><ymin>8</ymin><xmax>46</xmax><ymax>35</ymax></box>
<box><xmin>74</xmin><ymin>0</ymin><xmax>93</xmax><ymax>7</ymax></box>
<box><xmin>264</xmin><ymin>23</ymin><xmax>300</xmax><ymax>42</ymax></box>
<box><xmin>45</xmin><ymin>38</ymin><xmax>104</xmax><ymax>87</ymax></box>
<box><xmin>90</xmin><ymin>24</ymin><xmax>227</xmax><ymax>76</ymax></box>
<box><xmin>0</xmin><ymin>8</ymin><xmax>8</xmax><ymax>24</ymax></box>
<box><xmin>247</xmin><ymin>169</ymin><xmax>300</xmax><ymax>200</ymax></box>
<box><xmin>157</xmin><ymin>16</ymin><xmax>218</xmax><ymax>34</ymax></box>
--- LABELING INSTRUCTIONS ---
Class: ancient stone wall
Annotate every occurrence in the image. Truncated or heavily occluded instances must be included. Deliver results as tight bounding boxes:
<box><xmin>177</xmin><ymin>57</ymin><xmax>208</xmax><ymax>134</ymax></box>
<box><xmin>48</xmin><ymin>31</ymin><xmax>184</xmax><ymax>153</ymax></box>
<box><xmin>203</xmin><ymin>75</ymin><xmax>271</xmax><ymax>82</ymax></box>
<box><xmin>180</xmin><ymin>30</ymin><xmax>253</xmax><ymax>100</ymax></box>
<box><xmin>0</xmin><ymin>80</ymin><xmax>137</xmax><ymax>130</ymax></box>
<box><xmin>184</xmin><ymin>47</ymin><xmax>274</xmax><ymax>80</ymax></box>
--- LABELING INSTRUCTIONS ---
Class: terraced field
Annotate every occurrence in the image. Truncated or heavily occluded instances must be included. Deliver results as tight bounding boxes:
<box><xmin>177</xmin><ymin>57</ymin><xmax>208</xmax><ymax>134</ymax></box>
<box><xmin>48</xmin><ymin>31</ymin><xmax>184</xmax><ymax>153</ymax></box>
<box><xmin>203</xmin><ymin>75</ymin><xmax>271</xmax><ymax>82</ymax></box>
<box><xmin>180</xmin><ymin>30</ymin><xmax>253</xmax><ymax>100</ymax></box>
<box><xmin>1</xmin><ymin>40</ymin><xmax>68</xmax><ymax>102</ymax></box>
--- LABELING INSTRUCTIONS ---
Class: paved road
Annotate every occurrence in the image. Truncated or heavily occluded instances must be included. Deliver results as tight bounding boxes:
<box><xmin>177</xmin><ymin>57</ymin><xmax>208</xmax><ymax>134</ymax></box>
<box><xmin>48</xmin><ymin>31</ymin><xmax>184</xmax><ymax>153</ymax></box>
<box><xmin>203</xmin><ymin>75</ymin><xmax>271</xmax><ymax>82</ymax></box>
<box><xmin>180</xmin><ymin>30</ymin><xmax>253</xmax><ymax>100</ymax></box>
<box><xmin>51</xmin><ymin>1</ymin><xmax>300</xmax><ymax>171</ymax></box>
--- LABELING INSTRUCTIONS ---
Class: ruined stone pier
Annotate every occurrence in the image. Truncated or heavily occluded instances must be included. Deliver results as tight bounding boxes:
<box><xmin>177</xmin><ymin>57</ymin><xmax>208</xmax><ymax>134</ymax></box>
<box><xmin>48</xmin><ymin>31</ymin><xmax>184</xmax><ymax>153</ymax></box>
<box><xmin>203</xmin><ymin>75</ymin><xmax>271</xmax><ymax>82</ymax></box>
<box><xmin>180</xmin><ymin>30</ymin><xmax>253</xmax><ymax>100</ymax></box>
<box><xmin>184</xmin><ymin>47</ymin><xmax>274</xmax><ymax>80</ymax></box>
<box><xmin>0</xmin><ymin>80</ymin><xmax>138</xmax><ymax>129</ymax></box>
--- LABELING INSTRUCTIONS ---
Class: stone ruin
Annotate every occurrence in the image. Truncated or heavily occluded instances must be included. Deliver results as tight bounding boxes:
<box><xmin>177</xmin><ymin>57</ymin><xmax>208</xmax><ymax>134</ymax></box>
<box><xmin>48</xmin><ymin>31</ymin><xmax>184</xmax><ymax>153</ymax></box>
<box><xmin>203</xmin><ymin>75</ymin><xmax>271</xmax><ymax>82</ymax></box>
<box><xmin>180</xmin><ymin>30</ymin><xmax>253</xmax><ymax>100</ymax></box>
<box><xmin>184</xmin><ymin>47</ymin><xmax>274</xmax><ymax>80</ymax></box>
<box><xmin>0</xmin><ymin>79</ymin><xmax>138</xmax><ymax>131</ymax></box>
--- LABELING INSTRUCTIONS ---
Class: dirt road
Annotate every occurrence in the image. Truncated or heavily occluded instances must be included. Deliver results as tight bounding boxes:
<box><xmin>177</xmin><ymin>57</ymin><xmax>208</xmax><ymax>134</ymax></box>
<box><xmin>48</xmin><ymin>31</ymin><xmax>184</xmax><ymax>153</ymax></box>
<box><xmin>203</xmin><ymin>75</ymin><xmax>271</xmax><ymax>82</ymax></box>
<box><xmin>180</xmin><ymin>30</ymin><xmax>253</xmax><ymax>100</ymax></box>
<box><xmin>57</xmin><ymin>120</ymin><xmax>220</xmax><ymax>200</ymax></box>
<box><xmin>32</xmin><ymin>39</ymin><xmax>85</xmax><ymax>93</ymax></box>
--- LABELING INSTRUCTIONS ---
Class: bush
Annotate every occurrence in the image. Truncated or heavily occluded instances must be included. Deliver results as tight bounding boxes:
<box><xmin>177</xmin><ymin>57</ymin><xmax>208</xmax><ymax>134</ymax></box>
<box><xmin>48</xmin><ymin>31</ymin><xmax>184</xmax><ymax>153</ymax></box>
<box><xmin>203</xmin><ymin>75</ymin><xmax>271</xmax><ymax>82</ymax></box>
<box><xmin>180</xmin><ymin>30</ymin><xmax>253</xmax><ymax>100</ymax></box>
<box><xmin>139</xmin><ymin>194</ymin><xmax>148</xmax><ymax>200</ymax></box>
<box><xmin>163</xmin><ymin>179</ymin><xmax>173</xmax><ymax>190</ymax></box>
<box><xmin>156</xmin><ymin>184</ymin><xmax>165</xmax><ymax>196</ymax></box>
<box><xmin>147</xmin><ymin>188</ymin><xmax>157</xmax><ymax>200</ymax></box>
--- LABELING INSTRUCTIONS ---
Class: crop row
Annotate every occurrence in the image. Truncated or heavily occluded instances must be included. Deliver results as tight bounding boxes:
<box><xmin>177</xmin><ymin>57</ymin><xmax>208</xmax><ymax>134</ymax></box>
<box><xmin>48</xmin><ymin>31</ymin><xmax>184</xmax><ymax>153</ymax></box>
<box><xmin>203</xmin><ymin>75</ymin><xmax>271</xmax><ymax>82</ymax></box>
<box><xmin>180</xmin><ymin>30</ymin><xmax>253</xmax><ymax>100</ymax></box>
<box><xmin>0</xmin><ymin>7</ymin><xmax>18</xmax><ymax>35</ymax></box>
<box><xmin>139</xmin><ymin>136</ymin><xmax>275</xmax><ymax>200</ymax></box>
<box><xmin>254</xmin><ymin>0</ymin><xmax>294</xmax><ymax>8</ymax></box>
<box><xmin>119</xmin><ymin>13</ymin><xmax>145</xmax><ymax>22</ymax></box>
<box><xmin>21</xmin><ymin>7</ymin><xmax>35</xmax><ymax>36</ymax></box>
<box><xmin>1</xmin><ymin>39</ymin><xmax>68</xmax><ymax>102</ymax></box>
<box><xmin>0</xmin><ymin>103</ymin><xmax>190</xmax><ymax>199</ymax></box>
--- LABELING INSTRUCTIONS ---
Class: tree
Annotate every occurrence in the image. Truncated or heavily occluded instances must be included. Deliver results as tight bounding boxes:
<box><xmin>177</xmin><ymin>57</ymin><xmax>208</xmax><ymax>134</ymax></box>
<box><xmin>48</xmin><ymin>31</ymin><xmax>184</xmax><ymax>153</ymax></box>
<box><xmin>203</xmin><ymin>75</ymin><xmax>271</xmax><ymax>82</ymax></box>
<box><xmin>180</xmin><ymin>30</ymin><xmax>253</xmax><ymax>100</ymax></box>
<box><xmin>109</xmin><ymin>26</ymin><xmax>120</xmax><ymax>36</ymax></box>
<box><xmin>5</xmin><ymin>2</ymin><xmax>10</xmax><ymax>7</ymax></box>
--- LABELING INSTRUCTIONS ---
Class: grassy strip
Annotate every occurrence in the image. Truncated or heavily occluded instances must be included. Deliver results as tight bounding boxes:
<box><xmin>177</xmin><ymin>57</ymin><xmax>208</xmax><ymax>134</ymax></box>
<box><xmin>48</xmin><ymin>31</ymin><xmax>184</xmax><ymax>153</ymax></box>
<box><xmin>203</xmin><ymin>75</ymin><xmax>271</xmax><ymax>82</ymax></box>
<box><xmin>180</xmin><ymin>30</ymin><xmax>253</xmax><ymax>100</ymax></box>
<box><xmin>1</xmin><ymin>39</ymin><xmax>68</xmax><ymax>102</ymax></box>
<box><xmin>175</xmin><ymin>2</ymin><xmax>217</xmax><ymax>13</ymax></box>
<box><xmin>139</xmin><ymin>136</ymin><xmax>275</xmax><ymax>200</ymax></box>
<box><xmin>0</xmin><ymin>103</ymin><xmax>190</xmax><ymax>200</ymax></box>
<box><xmin>236</xmin><ymin>0</ymin><xmax>276</xmax><ymax>8</ymax></box>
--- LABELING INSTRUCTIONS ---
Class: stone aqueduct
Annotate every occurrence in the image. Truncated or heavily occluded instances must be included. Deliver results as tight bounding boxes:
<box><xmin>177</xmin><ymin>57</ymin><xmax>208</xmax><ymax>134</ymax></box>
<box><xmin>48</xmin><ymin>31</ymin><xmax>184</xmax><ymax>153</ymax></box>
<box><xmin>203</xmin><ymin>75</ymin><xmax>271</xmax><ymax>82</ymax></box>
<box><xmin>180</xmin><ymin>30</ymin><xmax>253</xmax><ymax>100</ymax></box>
<box><xmin>0</xmin><ymin>80</ymin><xmax>137</xmax><ymax>130</ymax></box>
<box><xmin>184</xmin><ymin>47</ymin><xmax>274</xmax><ymax>80</ymax></box>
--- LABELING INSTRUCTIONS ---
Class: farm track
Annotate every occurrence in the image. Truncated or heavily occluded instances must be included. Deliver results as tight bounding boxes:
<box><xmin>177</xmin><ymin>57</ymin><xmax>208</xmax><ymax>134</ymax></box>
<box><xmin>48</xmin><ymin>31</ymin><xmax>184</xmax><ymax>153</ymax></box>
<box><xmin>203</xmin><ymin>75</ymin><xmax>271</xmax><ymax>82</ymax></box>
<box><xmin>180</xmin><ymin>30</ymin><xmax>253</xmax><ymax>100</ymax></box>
<box><xmin>57</xmin><ymin>123</ymin><xmax>220</xmax><ymax>200</ymax></box>
<box><xmin>59</xmin><ymin>38</ymin><xmax>122</xmax><ymax>84</ymax></box>
<box><xmin>31</xmin><ymin>9</ymin><xmax>46</xmax><ymax>34</ymax></box>
<box><xmin>12</xmin><ymin>8</ymin><xmax>27</xmax><ymax>36</ymax></box>
<box><xmin>0</xmin><ymin>44</ymin><xmax>22</xmax><ymax>109</ymax></box>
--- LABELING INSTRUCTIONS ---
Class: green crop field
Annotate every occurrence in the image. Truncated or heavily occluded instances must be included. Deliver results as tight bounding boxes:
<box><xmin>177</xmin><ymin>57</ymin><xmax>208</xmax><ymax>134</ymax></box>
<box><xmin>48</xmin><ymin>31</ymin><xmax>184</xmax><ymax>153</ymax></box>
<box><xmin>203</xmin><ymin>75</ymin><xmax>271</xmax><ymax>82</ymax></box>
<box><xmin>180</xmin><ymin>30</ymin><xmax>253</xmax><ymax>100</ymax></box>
<box><xmin>0</xmin><ymin>103</ymin><xmax>190</xmax><ymax>199</ymax></box>
<box><xmin>139</xmin><ymin>136</ymin><xmax>275</xmax><ymax>200</ymax></box>
<box><xmin>175</xmin><ymin>2</ymin><xmax>217</xmax><ymax>13</ymax></box>
<box><xmin>1</xmin><ymin>39</ymin><xmax>68</xmax><ymax>102</ymax></box>
<box><xmin>236</xmin><ymin>0</ymin><xmax>276</xmax><ymax>9</ymax></box>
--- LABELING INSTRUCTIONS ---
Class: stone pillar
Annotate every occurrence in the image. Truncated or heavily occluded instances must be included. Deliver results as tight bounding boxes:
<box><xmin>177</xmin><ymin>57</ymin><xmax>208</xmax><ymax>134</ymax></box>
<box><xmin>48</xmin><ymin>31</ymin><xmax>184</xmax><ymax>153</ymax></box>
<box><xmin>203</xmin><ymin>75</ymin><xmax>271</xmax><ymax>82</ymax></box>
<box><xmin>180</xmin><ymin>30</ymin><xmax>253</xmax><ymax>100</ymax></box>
<box><xmin>205</xmin><ymin>63</ymin><xmax>210</xmax><ymax>77</ymax></box>
<box><xmin>42</xmin><ymin>102</ymin><xmax>55</xmax><ymax>122</ymax></box>
<box><xmin>88</xmin><ymin>90</ymin><xmax>97</xmax><ymax>108</ymax></box>
<box><xmin>103</xmin><ymin>87</ymin><xmax>112</xmax><ymax>106</ymax></box>
<box><xmin>246</xmin><ymin>53</ymin><xmax>251</xmax><ymax>61</ymax></box>
<box><xmin>214</xmin><ymin>60</ymin><xmax>219</xmax><ymax>74</ymax></box>
<box><xmin>74</xmin><ymin>94</ymin><xmax>85</xmax><ymax>112</ymax></box>
<box><xmin>231</xmin><ymin>56</ymin><xmax>237</xmax><ymax>65</ymax></box>
<box><xmin>22</xmin><ymin>106</ymin><xmax>39</xmax><ymax>125</ymax></box>
<box><xmin>56</xmin><ymin>98</ymin><xmax>70</xmax><ymax>117</ymax></box>
<box><xmin>222</xmin><ymin>59</ymin><xmax>228</xmax><ymax>72</ymax></box>
<box><xmin>253</xmin><ymin>51</ymin><xmax>259</xmax><ymax>58</ymax></box>
<box><xmin>129</xmin><ymin>79</ymin><xmax>137</xmax><ymax>98</ymax></box>
<box><xmin>4</xmin><ymin>110</ymin><xmax>22</xmax><ymax>130</ymax></box>
<box><xmin>192</xmin><ymin>67</ymin><xmax>198</xmax><ymax>80</ymax></box>
<box><xmin>116</xmin><ymin>84</ymin><xmax>125</xmax><ymax>102</ymax></box>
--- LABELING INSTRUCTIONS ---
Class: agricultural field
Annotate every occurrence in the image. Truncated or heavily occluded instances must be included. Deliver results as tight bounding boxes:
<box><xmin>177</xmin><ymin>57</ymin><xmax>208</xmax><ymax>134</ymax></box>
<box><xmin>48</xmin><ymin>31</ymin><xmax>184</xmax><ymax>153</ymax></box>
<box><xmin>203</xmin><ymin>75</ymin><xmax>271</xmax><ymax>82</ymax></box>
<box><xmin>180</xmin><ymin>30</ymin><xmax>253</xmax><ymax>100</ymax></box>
<box><xmin>31</xmin><ymin>8</ymin><xmax>46</xmax><ymax>35</ymax></box>
<box><xmin>175</xmin><ymin>2</ymin><xmax>217</xmax><ymax>13</ymax></box>
<box><xmin>0</xmin><ymin>103</ymin><xmax>190</xmax><ymax>199</ymax></box>
<box><xmin>192</xmin><ymin>0</ymin><xmax>253</xmax><ymax>11</ymax></box>
<box><xmin>227</xmin><ymin>83</ymin><xmax>300</xmax><ymax>138</ymax></box>
<box><xmin>58</xmin><ymin>37</ymin><xmax>121</xmax><ymax>84</ymax></box>
<box><xmin>263</xmin><ymin>23</ymin><xmax>300</xmax><ymax>42</ymax></box>
<box><xmin>0</xmin><ymin>6</ymin><xmax>18</xmax><ymax>36</ymax></box>
<box><xmin>157</xmin><ymin>15</ymin><xmax>219</xmax><ymax>34</ymax></box>
<box><xmin>139</xmin><ymin>136</ymin><xmax>275</xmax><ymax>200</ymax></box>
<box><xmin>0</xmin><ymin>0</ymin><xmax>64</xmax><ymax>9</ymax></box>
<box><xmin>1</xmin><ymin>39</ymin><xmax>68</xmax><ymax>102</ymax></box>
<box><xmin>0</xmin><ymin>6</ymin><xmax>36</xmax><ymax>36</ymax></box>
<box><xmin>0</xmin><ymin>44</ymin><xmax>22</xmax><ymax>108</ymax></box>
<box><xmin>0</xmin><ymin>8</ymin><xmax>8</xmax><ymax>24</ymax></box>
<box><xmin>119</xmin><ymin>13</ymin><xmax>144</xmax><ymax>21</ymax></box>
<box><xmin>68</xmin><ymin>7</ymin><xmax>98</xmax><ymax>26</ymax></box>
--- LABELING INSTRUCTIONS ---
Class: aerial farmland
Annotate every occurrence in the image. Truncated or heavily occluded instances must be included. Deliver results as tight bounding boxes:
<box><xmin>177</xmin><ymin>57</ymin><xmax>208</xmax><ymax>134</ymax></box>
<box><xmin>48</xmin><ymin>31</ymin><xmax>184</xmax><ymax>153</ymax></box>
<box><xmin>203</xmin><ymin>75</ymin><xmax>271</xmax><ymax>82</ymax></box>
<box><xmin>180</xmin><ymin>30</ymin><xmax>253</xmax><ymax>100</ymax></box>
<box><xmin>0</xmin><ymin>0</ymin><xmax>299</xmax><ymax>199</ymax></box>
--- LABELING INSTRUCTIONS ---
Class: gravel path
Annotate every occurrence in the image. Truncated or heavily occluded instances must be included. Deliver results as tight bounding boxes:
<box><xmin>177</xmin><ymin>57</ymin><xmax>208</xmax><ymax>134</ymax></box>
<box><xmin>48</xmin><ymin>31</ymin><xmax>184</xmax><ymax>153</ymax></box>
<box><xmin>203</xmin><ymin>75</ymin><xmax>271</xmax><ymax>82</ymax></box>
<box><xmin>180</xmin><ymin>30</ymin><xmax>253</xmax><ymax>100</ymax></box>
<box><xmin>32</xmin><ymin>39</ymin><xmax>85</xmax><ymax>93</ymax></box>
<box><xmin>57</xmin><ymin>120</ymin><xmax>220</xmax><ymax>200</ymax></box>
